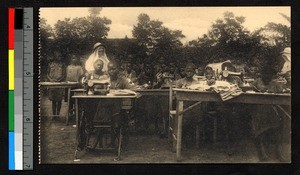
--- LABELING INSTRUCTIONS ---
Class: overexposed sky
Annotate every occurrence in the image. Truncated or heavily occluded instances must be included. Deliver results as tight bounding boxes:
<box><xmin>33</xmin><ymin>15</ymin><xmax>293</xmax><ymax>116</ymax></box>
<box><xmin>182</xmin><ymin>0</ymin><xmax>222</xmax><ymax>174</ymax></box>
<box><xmin>40</xmin><ymin>7</ymin><xmax>290</xmax><ymax>43</ymax></box>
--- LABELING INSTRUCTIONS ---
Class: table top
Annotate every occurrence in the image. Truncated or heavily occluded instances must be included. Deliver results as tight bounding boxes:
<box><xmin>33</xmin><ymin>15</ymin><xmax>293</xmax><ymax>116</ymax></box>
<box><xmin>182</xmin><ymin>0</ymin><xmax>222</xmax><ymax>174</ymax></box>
<box><xmin>40</xmin><ymin>82</ymin><xmax>80</xmax><ymax>88</ymax></box>
<box><xmin>173</xmin><ymin>88</ymin><xmax>291</xmax><ymax>105</ymax></box>
<box><xmin>135</xmin><ymin>89</ymin><xmax>169</xmax><ymax>96</ymax></box>
<box><xmin>72</xmin><ymin>88</ymin><xmax>170</xmax><ymax>96</ymax></box>
<box><xmin>173</xmin><ymin>88</ymin><xmax>291</xmax><ymax>97</ymax></box>
<box><xmin>72</xmin><ymin>90</ymin><xmax>140</xmax><ymax>99</ymax></box>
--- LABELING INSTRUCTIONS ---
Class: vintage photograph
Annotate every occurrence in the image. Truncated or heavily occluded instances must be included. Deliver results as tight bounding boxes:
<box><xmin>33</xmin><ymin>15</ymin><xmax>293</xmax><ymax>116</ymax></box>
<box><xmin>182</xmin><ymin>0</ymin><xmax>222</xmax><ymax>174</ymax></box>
<box><xmin>39</xmin><ymin>7</ymin><xmax>291</xmax><ymax>163</ymax></box>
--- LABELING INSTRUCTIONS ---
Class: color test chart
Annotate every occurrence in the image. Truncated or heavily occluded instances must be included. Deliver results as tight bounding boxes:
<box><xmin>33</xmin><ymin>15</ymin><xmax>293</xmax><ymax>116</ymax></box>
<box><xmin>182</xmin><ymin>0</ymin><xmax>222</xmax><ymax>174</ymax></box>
<box><xmin>8</xmin><ymin>7</ymin><xmax>34</xmax><ymax>170</ymax></box>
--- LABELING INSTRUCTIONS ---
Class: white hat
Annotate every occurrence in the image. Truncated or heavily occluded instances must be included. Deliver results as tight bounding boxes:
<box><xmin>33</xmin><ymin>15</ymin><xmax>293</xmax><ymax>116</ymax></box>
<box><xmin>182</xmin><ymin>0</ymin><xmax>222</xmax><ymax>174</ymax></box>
<box><xmin>93</xmin><ymin>42</ymin><xmax>105</xmax><ymax>50</ymax></box>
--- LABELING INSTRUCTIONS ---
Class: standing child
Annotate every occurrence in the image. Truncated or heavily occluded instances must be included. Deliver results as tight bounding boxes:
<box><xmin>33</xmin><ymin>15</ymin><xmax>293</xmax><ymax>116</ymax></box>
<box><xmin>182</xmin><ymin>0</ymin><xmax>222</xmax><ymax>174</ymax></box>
<box><xmin>66</xmin><ymin>55</ymin><xmax>84</xmax><ymax>118</ymax></box>
<box><xmin>47</xmin><ymin>51</ymin><xmax>65</xmax><ymax>116</ymax></box>
<box><xmin>66</xmin><ymin>55</ymin><xmax>84</xmax><ymax>82</ymax></box>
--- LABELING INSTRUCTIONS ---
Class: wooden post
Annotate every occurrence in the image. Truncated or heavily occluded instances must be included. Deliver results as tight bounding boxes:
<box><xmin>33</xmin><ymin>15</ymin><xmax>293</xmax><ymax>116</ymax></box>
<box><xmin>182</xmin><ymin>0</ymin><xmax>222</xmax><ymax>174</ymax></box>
<box><xmin>75</xmin><ymin>99</ymin><xmax>79</xmax><ymax>128</ymax></box>
<box><xmin>176</xmin><ymin>100</ymin><xmax>183</xmax><ymax>161</ymax></box>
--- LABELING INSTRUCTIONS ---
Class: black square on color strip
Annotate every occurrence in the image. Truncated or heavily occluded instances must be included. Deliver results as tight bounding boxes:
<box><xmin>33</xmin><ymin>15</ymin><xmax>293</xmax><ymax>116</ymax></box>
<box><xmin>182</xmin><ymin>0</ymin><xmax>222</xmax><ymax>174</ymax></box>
<box><xmin>15</xmin><ymin>8</ymin><xmax>23</xmax><ymax>29</ymax></box>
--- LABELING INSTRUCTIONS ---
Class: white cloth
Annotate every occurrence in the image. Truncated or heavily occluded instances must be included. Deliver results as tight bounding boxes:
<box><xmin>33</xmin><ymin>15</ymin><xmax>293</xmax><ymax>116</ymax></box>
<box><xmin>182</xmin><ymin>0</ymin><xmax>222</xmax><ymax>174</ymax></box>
<box><xmin>85</xmin><ymin>47</ymin><xmax>109</xmax><ymax>73</ymax></box>
<box><xmin>281</xmin><ymin>53</ymin><xmax>291</xmax><ymax>74</ymax></box>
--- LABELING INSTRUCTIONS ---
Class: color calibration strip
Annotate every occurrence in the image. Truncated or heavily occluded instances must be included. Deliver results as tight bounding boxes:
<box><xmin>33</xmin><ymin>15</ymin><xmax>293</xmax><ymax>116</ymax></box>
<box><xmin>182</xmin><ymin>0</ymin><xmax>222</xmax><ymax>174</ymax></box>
<box><xmin>8</xmin><ymin>7</ymin><xmax>15</xmax><ymax>170</ymax></box>
<box><xmin>8</xmin><ymin>7</ymin><xmax>33</xmax><ymax>170</ymax></box>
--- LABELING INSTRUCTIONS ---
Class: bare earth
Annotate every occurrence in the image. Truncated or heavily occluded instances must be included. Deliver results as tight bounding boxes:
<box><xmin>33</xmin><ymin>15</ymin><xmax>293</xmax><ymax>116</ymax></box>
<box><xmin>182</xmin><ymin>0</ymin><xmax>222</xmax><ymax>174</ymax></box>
<box><xmin>40</xmin><ymin>94</ymin><xmax>287</xmax><ymax>164</ymax></box>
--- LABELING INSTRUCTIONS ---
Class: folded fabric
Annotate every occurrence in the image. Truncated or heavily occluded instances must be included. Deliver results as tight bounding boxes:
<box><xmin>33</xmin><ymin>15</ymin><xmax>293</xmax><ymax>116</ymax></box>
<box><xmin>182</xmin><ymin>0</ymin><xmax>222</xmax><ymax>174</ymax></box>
<box><xmin>213</xmin><ymin>84</ymin><xmax>243</xmax><ymax>101</ymax></box>
<box><xmin>109</xmin><ymin>89</ymin><xmax>141</xmax><ymax>98</ymax></box>
<box><xmin>186</xmin><ymin>80</ymin><xmax>231</xmax><ymax>91</ymax></box>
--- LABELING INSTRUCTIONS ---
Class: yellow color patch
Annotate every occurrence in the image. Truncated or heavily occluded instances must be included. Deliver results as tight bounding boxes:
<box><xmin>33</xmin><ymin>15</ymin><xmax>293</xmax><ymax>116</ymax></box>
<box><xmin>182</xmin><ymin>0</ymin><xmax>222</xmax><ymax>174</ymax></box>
<box><xmin>9</xmin><ymin>50</ymin><xmax>14</xmax><ymax>90</ymax></box>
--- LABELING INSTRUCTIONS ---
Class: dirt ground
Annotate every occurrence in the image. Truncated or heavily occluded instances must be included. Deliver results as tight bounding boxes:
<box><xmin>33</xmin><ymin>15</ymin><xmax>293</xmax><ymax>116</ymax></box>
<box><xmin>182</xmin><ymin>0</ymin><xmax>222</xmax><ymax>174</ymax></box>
<box><xmin>40</xmin><ymin>94</ymin><xmax>289</xmax><ymax>164</ymax></box>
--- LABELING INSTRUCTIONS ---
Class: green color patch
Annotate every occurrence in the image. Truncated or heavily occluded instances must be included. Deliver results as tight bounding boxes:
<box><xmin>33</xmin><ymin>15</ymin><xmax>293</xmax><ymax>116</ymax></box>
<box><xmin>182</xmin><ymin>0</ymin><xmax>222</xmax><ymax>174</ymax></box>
<box><xmin>9</xmin><ymin>90</ymin><xmax>14</xmax><ymax>131</ymax></box>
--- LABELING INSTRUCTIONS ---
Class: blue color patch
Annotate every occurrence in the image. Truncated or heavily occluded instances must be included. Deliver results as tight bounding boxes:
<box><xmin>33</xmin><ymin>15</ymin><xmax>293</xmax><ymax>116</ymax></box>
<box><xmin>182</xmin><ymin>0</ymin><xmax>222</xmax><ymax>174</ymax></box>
<box><xmin>9</xmin><ymin>131</ymin><xmax>15</xmax><ymax>170</ymax></box>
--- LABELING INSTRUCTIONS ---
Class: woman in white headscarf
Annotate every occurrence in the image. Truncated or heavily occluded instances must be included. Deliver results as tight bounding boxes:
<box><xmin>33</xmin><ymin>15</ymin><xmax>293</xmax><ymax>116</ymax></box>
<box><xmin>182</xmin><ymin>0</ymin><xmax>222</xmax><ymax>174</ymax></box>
<box><xmin>85</xmin><ymin>42</ymin><xmax>110</xmax><ymax>73</ymax></box>
<box><xmin>279</xmin><ymin>47</ymin><xmax>291</xmax><ymax>75</ymax></box>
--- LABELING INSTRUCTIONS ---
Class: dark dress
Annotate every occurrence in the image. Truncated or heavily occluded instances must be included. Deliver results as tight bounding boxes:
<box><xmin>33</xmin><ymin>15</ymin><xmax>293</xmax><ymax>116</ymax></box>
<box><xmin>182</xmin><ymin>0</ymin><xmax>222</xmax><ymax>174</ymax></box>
<box><xmin>47</xmin><ymin>62</ymin><xmax>65</xmax><ymax>101</ymax></box>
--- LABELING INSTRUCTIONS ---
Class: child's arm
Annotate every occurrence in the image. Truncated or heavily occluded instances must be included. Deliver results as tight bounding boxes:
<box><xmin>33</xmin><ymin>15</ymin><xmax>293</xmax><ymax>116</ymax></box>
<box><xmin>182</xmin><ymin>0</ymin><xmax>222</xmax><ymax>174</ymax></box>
<box><xmin>46</xmin><ymin>63</ymin><xmax>54</xmax><ymax>82</ymax></box>
<box><xmin>57</xmin><ymin>64</ymin><xmax>65</xmax><ymax>82</ymax></box>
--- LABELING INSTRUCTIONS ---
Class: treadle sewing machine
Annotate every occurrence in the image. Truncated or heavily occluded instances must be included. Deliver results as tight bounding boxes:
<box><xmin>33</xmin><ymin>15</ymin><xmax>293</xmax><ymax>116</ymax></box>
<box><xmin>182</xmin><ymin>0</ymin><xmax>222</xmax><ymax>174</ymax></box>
<box><xmin>74</xmin><ymin>78</ymin><xmax>141</xmax><ymax>161</ymax></box>
<box><xmin>84</xmin><ymin>79</ymin><xmax>110</xmax><ymax>95</ymax></box>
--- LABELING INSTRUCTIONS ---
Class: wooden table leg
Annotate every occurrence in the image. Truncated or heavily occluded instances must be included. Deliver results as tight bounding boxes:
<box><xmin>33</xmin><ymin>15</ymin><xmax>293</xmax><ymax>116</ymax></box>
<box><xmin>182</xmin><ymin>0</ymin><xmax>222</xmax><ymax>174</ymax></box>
<box><xmin>74</xmin><ymin>98</ymin><xmax>80</xmax><ymax>161</ymax></box>
<box><xmin>176</xmin><ymin>100</ymin><xmax>183</xmax><ymax>161</ymax></box>
<box><xmin>75</xmin><ymin>99</ymin><xmax>79</xmax><ymax>128</ymax></box>
<box><xmin>66</xmin><ymin>88</ymin><xmax>71</xmax><ymax>125</ymax></box>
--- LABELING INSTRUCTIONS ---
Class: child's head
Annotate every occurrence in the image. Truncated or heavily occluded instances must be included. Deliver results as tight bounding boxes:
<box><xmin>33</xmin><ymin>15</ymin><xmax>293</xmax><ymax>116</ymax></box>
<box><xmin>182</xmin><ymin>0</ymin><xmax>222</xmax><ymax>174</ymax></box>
<box><xmin>249</xmin><ymin>66</ymin><xmax>259</xmax><ymax>77</ymax></box>
<box><xmin>93</xmin><ymin>59</ymin><xmax>104</xmax><ymax>72</ymax></box>
<box><xmin>108</xmin><ymin>61</ymin><xmax>119</xmax><ymax>78</ymax></box>
<box><xmin>125</xmin><ymin>61</ymin><xmax>133</xmax><ymax>72</ymax></box>
<box><xmin>158</xmin><ymin>56</ymin><xmax>165</xmax><ymax>64</ymax></box>
<box><xmin>162</xmin><ymin>63</ymin><xmax>169</xmax><ymax>72</ymax></box>
<box><xmin>205</xmin><ymin>66</ymin><xmax>214</xmax><ymax>80</ymax></box>
<box><xmin>169</xmin><ymin>62</ymin><xmax>176</xmax><ymax>73</ymax></box>
<box><xmin>144</xmin><ymin>63</ymin><xmax>153</xmax><ymax>75</ymax></box>
<box><xmin>179</xmin><ymin>65</ymin><xmax>186</xmax><ymax>77</ymax></box>
<box><xmin>53</xmin><ymin>51</ymin><xmax>62</xmax><ymax>61</ymax></box>
<box><xmin>197</xmin><ymin>66</ymin><xmax>205</xmax><ymax>76</ymax></box>
<box><xmin>185</xmin><ymin>63</ymin><xmax>196</xmax><ymax>78</ymax></box>
<box><xmin>70</xmin><ymin>55</ymin><xmax>77</xmax><ymax>65</ymax></box>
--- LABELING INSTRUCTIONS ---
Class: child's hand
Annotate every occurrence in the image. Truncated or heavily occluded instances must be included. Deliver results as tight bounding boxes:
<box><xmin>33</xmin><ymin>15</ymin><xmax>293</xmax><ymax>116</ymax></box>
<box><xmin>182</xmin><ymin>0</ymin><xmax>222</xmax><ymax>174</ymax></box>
<box><xmin>207</xmin><ymin>79</ymin><xmax>216</xmax><ymax>86</ymax></box>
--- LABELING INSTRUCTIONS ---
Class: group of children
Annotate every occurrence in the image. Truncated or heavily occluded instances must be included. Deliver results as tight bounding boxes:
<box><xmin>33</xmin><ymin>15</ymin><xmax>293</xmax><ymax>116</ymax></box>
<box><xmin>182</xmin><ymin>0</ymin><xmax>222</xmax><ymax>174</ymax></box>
<box><xmin>46</xmin><ymin>52</ymin><xmax>83</xmax><ymax>116</ymax></box>
<box><xmin>46</xmin><ymin>43</ymin><xmax>291</xmax><ymax>162</ymax></box>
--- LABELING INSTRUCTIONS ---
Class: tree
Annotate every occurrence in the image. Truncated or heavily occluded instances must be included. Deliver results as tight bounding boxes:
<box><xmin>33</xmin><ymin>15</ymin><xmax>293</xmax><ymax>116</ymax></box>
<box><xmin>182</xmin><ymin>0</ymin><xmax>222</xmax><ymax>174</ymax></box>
<box><xmin>132</xmin><ymin>13</ymin><xmax>185</xmax><ymax>61</ymax></box>
<box><xmin>53</xmin><ymin>9</ymin><xmax>112</xmax><ymax>60</ymax></box>
<box><xmin>88</xmin><ymin>7</ymin><xmax>102</xmax><ymax>17</ymax></box>
<box><xmin>40</xmin><ymin>18</ymin><xmax>55</xmax><ymax>80</ymax></box>
<box><xmin>188</xmin><ymin>11</ymin><xmax>266</xmax><ymax>65</ymax></box>
<box><xmin>40</xmin><ymin>18</ymin><xmax>55</xmax><ymax>57</ymax></box>
<box><xmin>255</xmin><ymin>22</ymin><xmax>290</xmax><ymax>48</ymax></box>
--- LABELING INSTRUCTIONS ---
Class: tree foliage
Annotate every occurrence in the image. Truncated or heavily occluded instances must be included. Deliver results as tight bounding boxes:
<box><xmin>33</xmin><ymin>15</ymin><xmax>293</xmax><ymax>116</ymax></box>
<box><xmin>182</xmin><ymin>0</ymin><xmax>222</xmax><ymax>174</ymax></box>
<box><xmin>186</xmin><ymin>11</ymin><xmax>288</xmax><ymax>69</ymax></box>
<box><xmin>53</xmin><ymin>13</ymin><xmax>111</xmax><ymax>59</ymax></box>
<box><xmin>40</xmin><ymin>10</ymin><xmax>290</xmax><ymax>78</ymax></box>
<box><xmin>255</xmin><ymin>22</ymin><xmax>290</xmax><ymax>48</ymax></box>
<box><xmin>132</xmin><ymin>13</ymin><xmax>185</xmax><ymax>61</ymax></box>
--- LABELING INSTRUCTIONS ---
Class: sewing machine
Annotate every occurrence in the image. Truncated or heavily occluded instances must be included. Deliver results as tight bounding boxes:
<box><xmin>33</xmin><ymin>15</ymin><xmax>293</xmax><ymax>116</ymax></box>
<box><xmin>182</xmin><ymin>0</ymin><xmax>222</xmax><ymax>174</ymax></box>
<box><xmin>85</xmin><ymin>79</ymin><xmax>110</xmax><ymax>95</ymax></box>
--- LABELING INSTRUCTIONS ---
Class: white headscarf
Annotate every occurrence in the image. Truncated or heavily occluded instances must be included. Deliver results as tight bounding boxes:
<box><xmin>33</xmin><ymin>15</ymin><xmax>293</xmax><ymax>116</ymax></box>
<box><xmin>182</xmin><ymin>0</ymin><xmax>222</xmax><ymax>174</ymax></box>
<box><xmin>85</xmin><ymin>45</ymin><xmax>109</xmax><ymax>73</ymax></box>
<box><xmin>280</xmin><ymin>47</ymin><xmax>291</xmax><ymax>74</ymax></box>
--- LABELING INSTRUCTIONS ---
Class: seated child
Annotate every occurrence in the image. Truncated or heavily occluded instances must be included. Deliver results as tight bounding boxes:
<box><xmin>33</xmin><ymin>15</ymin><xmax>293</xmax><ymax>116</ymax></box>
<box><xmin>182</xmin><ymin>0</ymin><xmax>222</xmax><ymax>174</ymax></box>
<box><xmin>250</xmin><ymin>65</ymin><xmax>287</xmax><ymax>161</ymax></box>
<box><xmin>176</xmin><ymin>63</ymin><xmax>198</xmax><ymax>88</ymax></box>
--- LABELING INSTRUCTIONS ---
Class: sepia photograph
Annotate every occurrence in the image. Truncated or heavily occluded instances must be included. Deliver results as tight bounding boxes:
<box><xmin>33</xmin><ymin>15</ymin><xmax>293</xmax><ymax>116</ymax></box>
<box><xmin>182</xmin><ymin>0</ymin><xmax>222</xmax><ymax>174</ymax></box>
<box><xmin>39</xmin><ymin>7</ymin><xmax>291</xmax><ymax>164</ymax></box>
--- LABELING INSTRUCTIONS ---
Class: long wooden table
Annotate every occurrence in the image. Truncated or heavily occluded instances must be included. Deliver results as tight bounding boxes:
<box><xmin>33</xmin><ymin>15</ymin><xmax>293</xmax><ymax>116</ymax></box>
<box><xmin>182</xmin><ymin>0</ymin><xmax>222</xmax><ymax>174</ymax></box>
<box><xmin>40</xmin><ymin>82</ymin><xmax>80</xmax><ymax>125</ymax></box>
<box><xmin>172</xmin><ymin>88</ymin><xmax>291</xmax><ymax>161</ymax></box>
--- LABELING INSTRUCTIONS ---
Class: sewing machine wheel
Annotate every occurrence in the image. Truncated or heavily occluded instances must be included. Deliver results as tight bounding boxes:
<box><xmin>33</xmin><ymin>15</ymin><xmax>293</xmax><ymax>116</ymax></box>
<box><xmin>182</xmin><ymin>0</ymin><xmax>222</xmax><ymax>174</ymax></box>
<box><xmin>88</xmin><ymin>80</ymin><xmax>94</xmax><ymax>87</ymax></box>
